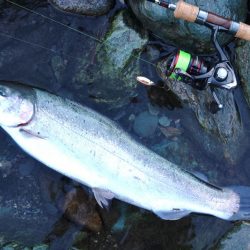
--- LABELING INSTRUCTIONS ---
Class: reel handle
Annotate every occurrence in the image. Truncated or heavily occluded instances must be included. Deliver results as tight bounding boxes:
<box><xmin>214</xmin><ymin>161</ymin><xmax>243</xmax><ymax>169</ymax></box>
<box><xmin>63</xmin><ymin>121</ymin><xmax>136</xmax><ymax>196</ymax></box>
<box><xmin>174</xmin><ymin>0</ymin><xmax>250</xmax><ymax>41</ymax></box>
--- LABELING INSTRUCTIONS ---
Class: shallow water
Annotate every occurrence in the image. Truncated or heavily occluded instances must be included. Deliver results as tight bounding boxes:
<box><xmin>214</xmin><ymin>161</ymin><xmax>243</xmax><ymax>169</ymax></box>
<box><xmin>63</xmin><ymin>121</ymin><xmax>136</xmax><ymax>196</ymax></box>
<box><xmin>0</xmin><ymin>0</ymin><xmax>250</xmax><ymax>249</ymax></box>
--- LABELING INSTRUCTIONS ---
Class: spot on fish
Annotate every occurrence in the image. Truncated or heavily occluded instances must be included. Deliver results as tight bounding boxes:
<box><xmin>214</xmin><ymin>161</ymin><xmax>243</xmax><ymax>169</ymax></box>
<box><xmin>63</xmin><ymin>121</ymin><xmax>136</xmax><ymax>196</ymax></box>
<box><xmin>133</xmin><ymin>176</ymin><xmax>141</xmax><ymax>181</ymax></box>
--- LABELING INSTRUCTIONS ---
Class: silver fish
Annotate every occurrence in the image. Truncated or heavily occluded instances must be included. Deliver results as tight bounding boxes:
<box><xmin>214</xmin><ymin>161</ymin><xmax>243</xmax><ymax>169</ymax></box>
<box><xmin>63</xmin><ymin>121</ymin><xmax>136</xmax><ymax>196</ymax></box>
<box><xmin>0</xmin><ymin>81</ymin><xmax>249</xmax><ymax>221</ymax></box>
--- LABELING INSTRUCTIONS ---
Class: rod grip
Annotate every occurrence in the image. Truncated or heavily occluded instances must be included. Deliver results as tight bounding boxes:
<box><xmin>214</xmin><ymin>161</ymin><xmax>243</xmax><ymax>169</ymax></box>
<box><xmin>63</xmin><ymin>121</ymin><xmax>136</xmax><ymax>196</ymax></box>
<box><xmin>235</xmin><ymin>22</ymin><xmax>250</xmax><ymax>41</ymax></box>
<box><xmin>174</xmin><ymin>1</ymin><xmax>199</xmax><ymax>23</ymax></box>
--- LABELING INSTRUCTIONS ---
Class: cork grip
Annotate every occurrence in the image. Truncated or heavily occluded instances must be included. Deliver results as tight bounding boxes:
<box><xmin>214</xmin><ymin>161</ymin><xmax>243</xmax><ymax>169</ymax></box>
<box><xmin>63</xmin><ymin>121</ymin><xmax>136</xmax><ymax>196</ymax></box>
<box><xmin>174</xmin><ymin>1</ymin><xmax>199</xmax><ymax>23</ymax></box>
<box><xmin>235</xmin><ymin>22</ymin><xmax>250</xmax><ymax>41</ymax></box>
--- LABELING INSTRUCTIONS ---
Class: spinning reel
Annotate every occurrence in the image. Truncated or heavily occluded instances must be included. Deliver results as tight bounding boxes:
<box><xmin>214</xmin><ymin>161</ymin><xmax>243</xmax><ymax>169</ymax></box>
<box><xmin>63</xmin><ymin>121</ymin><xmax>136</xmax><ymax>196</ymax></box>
<box><xmin>161</xmin><ymin>24</ymin><xmax>237</xmax><ymax>111</ymax></box>
<box><xmin>137</xmin><ymin>0</ymin><xmax>250</xmax><ymax>112</ymax></box>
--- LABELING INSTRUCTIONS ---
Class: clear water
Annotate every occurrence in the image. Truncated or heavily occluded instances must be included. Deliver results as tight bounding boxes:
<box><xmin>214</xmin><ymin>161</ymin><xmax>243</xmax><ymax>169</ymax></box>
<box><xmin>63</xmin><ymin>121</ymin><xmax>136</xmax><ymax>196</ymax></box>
<box><xmin>0</xmin><ymin>0</ymin><xmax>249</xmax><ymax>249</ymax></box>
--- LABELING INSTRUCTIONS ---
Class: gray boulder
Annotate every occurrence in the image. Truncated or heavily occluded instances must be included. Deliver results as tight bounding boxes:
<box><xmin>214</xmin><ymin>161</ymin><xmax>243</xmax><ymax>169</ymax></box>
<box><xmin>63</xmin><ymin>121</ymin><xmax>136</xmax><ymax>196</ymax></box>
<box><xmin>50</xmin><ymin>0</ymin><xmax>115</xmax><ymax>16</ymax></box>
<box><xmin>217</xmin><ymin>223</ymin><xmax>250</xmax><ymax>250</ymax></box>
<box><xmin>128</xmin><ymin>0</ymin><xmax>247</xmax><ymax>53</ymax></box>
<box><xmin>74</xmin><ymin>10</ymin><xmax>148</xmax><ymax>108</ymax></box>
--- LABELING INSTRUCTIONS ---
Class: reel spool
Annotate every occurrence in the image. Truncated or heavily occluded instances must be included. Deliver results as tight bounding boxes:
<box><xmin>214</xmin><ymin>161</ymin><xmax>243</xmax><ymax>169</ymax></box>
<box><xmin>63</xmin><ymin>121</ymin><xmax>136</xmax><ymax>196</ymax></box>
<box><xmin>166</xmin><ymin>50</ymin><xmax>208</xmax><ymax>79</ymax></box>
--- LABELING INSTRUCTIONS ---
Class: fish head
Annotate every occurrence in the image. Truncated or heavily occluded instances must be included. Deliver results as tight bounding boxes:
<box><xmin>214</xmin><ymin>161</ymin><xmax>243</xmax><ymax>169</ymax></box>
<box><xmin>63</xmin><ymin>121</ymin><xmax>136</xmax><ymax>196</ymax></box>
<box><xmin>0</xmin><ymin>82</ymin><xmax>35</xmax><ymax>127</ymax></box>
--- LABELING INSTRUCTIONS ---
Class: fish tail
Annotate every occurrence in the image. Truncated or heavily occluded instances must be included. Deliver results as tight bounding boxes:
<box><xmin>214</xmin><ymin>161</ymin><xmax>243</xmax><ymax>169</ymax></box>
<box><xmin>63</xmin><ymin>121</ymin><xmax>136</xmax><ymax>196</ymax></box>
<box><xmin>228</xmin><ymin>186</ymin><xmax>250</xmax><ymax>221</ymax></box>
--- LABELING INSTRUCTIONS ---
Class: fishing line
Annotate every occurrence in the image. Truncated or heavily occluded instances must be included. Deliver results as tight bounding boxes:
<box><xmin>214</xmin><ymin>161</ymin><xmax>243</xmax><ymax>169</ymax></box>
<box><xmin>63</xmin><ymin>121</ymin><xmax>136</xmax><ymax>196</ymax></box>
<box><xmin>6</xmin><ymin>0</ymin><xmax>102</xmax><ymax>43</ymax></box>
<box><xmin>0</xmin><ymin>31</ymin><xmax>89</xmax><ymax>62</ymax></box>
<box><xmin>4</xmin><ymin>0</ymin><xmax>156</xmax><ymax>67</ymax></box>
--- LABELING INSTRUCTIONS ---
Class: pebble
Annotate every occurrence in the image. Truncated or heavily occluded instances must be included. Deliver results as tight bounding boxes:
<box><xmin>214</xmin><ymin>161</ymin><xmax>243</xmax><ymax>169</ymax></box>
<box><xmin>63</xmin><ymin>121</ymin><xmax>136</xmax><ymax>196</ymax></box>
<box><xmin>158</xmin><ymin>116</ymin><xmax>171</xmax><ymax>127</ymax></box>
<box><xmin>160</xmin><ymin>126</ymin><xmax>182</xmax><ymax>138</ymax></box>
<box><xmin>133</xmin><ymin>111</ymin><xmax>158</xmax><ymax>138</ymax></box>
<box><xmin>148</xmin><ymin>103</ymin><xmax>160</xmax><ymax>116</ymax></box>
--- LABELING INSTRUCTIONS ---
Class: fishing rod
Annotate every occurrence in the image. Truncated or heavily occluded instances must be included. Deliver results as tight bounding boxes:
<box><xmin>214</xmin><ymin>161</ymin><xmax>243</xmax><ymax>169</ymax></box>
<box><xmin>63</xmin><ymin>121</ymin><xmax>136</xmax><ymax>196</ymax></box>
<box><xmin>147</xmin><ymin>0</ymin><xmax>250</xmax><ymax>41</ymax></box>
<box><xmin>137</xmin><ymin>0</ymin><xmax>250</xmax><ymax>112</ymax></box>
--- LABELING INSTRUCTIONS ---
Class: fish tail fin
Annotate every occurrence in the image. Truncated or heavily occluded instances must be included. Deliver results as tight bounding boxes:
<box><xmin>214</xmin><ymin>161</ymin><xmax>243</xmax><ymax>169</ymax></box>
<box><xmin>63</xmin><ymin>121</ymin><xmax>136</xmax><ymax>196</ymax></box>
<box><xmin>228</xmin><ymin>186</ymin><xmax>250</xmax><ymax>221</ymax></box>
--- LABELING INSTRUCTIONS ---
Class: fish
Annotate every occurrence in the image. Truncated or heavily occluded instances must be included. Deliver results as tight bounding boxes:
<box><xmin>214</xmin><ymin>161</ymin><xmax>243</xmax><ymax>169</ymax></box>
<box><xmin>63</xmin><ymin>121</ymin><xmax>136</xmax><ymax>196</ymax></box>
<box><xmin>0</xmin><ymin>81</ymin><xmax>250</xmax><ymax>221</ymax></box>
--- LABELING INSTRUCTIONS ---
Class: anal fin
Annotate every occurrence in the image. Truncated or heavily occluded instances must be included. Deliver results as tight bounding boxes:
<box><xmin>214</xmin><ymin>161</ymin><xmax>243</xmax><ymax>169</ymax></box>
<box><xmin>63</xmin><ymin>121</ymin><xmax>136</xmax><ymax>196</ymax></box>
<box><xmin>154</xmin><ymin>209</ymin><xmax>191</xmax><ymax>220</ymax></box>
<box><xmin>92</xmin><ymin>188</ymin><xmax>115</xmax><ymax>208</ymax></box>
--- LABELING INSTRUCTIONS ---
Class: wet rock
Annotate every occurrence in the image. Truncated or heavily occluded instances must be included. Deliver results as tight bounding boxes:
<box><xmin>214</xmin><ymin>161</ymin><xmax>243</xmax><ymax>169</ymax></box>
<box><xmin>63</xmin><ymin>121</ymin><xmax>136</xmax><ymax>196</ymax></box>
<box><xmin>128</xmin><ymin>0</ymin><xmax>247</xmax><ymax>53</ymax></box>
<box><xmin>32</xmin><ymin>244</ymin><xmax>49</xmax><ymax>250</ymax></box>
<box><xmin>74</xmin><ymin>10</ymin><xmax>148</xmax><ymax>108</ymax></box>
<box><xmin>0</xmin><ymin>169</ymin><xmax>61</xmax><ymax>247</ymax></box>
<box><xmin>50</xmin><ymin>0</ymin><xmax>115</xmax><ymax>16</ymax></box>
<box><xmin>160</xmin><ymin>126</ymin><xmax>182</xmax><ymax>138</ymax></box>
<box><xmin>151</xmin><ymin>138</ymin><xmax>195</xmax><ymax>171</ymax></box>
<box><xmin>156</xmin><ymin>61</ymin><xmax>246</xmax><ymax>164</ymax></box>
<box><xmin>217</xmin><ymin>223</ymin><xmax>250</xmax><ymax>250</ymax></box>
<box><xmin>51</xmin><ymin>55</ymin><xmax>67</xmax><ymax>83</ymax></box>
<box><xmin>18</xmin><ymin>158</ymin><xmax>35</xmax><ymax>177</ymax></box>
<box><xmin>190</xmin><ymin>216</ymin><xmax>232</xmax><ymax>250</ymax></box>
<box><xmin>0</xmin><ymin>160</ymin><xmax>13</xmax><ymax>178</ymax></box>
<box><xmin>133</xmin><ymin>111</ymin><xmax>158</xmax><ymax>137</ymax></box>
<box><xmin>158</xmin><ymin>116</ymin><xmax>171</xmax><ymax>127</ymax></box>
<box><xmin>58</xmin><ymin>187</ymin><xmax>102</xmax><ymax>232</ymax></box>
<box><xmin>0</xmin><ymin>136</ymin><xmax>22</xmax><ymax>178</ymax></box>
<box><xmin>72</xmin><ymin>231</ymin><xmax>88</xmax><ymax>246</ymax></box>
<box><xmin>236</xmin><ymin>41</ymin><xmax>250</xmax><ymax>107</ymax></box>
<box><xmin>148</xmin><ymin>102</ymin><xmax>160</xmax><ymax>116</ymax></box>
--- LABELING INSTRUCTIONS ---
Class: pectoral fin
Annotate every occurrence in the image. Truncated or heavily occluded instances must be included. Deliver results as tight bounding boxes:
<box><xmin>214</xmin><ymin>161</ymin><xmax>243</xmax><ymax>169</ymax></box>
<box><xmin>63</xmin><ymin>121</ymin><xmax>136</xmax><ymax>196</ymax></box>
<box><xmin>19</xmin><ymin>129</ymin><xmax>45</xmax><ymax>139</ymax></box>
<box><xmin>92</xmin><ymin>188</ymin><xmax>115</xmax><ymax>208</ymax></box>
<box><xmin>154</xmin><ymin>209</ymin><xmax>191</xmax><ymax>220</ymax></box>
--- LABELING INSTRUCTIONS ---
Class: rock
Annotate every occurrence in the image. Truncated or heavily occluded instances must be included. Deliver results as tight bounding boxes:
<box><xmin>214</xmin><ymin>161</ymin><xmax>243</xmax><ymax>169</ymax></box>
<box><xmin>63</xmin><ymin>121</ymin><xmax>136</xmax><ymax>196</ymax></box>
<box><xmin>160</xmin><ymin>126</ymin><xmax>182</xmax><ymax>138</ymax></box>
<box><xmin>2</xmin><ymin>245</ymin><xmax>15</xmax><ymax>250</ymax></box>
<box><xmin>0</xmin><ymin>160</ymin><xmax>13</xmax><ymax>178</ymax></box>
<box><xmin>128</xmin><ymin>0</ymin><xmax>247</xmax><ymax>53</ymax></box>
<box><xmin>50</xmin><ymin>0</ymin><xmax>115</xmax><ymax>16</ymax></box>
<box><xmin>151</xmin><ymin>138</ymin><xmax>201</xmax><ymax>173</ymax></box>
<box><xmin>158</xmin><ymin>116</ymin><xmax>171</xmax><ymax>127</ymax></box>
<box><xmin>51</xmin><ymin>55</ymin><xmax>67</xmax><ymax>83</ymax></box>
<box><xmin>58</xmin><ymin>187</ymin><xmax>102</xmax><ymax>232</ymax></box>
<box><xmin>72</xmin><ymin>231</ymin><xmax>88</xmax><ymax>246</ymax></box>
<box><xmin>32</xmin><ymin>244</ymin><xmax>49</xmax><ymax>250</ymax></box>
<box><xmin>148</xmin><ymin>103</ymin><xmax>160</xmax><ymax>116</ymax></box>
<box><xmin>133</xmin><ymin>111</ymin><xmax>158</xmax><ymax>137</ymax></box>
<box><xmin>0</xmin><ymin>169</ymin><xmax>61</xmax><ymax>246</ymax></box>
<box><xmin>74</xmin><ymin>10</ymin><xmax>148</xmax><ymax>108</ymax></box>
<box><xmin>189</xmin><ymin>216</ymin><xmax>232</xmax><ymax>250</ymax></box>
<box><xmin>236</xmin><ymin>41</ymin><xmax>250</xmax><ymax>107</ymax></box>
<box><xmin>18</xmin><ymin>158</ymin><xmax>35</xmax><ymax>177</ymax></box>
<box><xmin>217</xmin><ymin>223</ymin><xmax>250</xmax><ymax>250</ymax></box>
<box><xmin>156</xmin><ymin>60</ymin><xmax>246</xmax><ymax>164</ymax></box>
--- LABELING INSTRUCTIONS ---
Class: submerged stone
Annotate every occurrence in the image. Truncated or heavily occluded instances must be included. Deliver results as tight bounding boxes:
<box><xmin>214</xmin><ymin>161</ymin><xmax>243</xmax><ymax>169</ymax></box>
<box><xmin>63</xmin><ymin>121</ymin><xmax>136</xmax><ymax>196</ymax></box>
<box><xmin>32</xmin><ymin>244</ymin><xmax>49</xmax><ymax>250</ymax></box>
<box><xmin>50</xmin><ymin>0</ymin><xmax>115</xmax><ymax>16</ymax></box>
<box><xmin>58</xmin><ymin>187</ymin><xmax>102</xmax><ymax>232</ymax></box>
<box><xmin>217</xmin><ymin>223</ymin><xmax>250</xmax><ymax>250</ymax></box>
<box><xmin>128</xmin><ymin>0</ymin><xmax>247</xmax><ymax>53</ymax></box>
<box><xmin>158</xmin><ymin>116</ymin><xmax>171</xmax><ymax>127</ymax></box>
<box><xmin>133</xmin><ymin>111</ymin><xmax>158</xmax><ymax>138</ymax></box>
